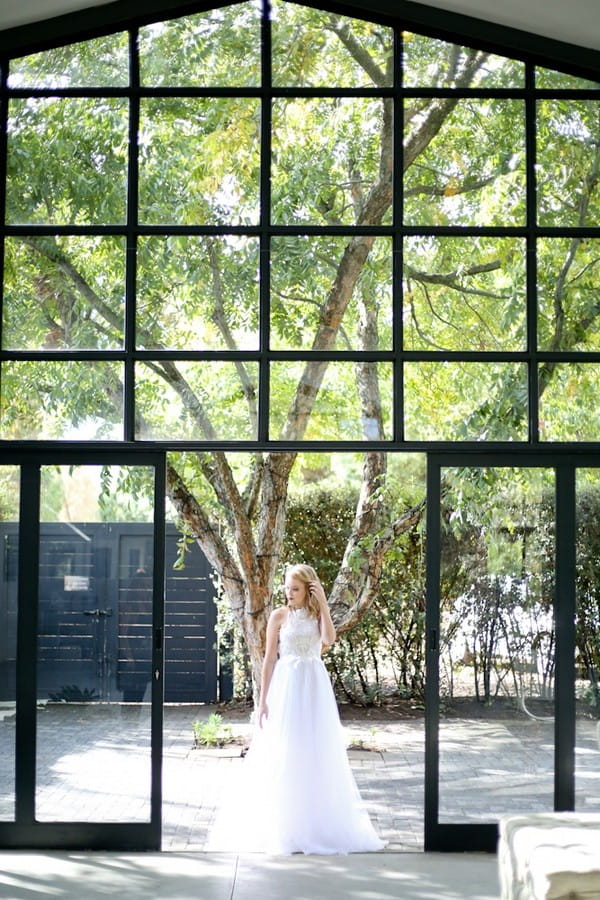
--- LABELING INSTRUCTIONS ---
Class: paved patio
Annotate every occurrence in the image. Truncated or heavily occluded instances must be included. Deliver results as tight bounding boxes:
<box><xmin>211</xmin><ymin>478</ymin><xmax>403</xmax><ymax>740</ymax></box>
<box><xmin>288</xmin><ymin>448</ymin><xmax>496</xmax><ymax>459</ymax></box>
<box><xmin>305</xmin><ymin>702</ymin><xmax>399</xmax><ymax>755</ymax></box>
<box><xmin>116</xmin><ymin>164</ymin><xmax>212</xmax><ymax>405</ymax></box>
<box><xmin>0</xmin><ymin>703</ymin><xmax>598</xmax><ymax>852</ymax></box>
<box><xmin>162</xmin><ymin>707</ymin><xmax>426</xmax><ymax>851</ymax></box>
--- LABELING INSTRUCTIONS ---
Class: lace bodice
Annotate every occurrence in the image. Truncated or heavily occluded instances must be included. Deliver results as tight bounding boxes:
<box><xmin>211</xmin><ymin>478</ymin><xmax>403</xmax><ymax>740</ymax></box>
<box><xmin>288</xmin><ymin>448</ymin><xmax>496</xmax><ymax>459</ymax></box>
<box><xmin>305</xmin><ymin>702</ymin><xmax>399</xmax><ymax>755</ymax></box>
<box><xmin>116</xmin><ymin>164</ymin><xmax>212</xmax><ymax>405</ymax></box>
<box><xmin>279</xmin><ymin>607</ymin><xmax>321</xmax><ymax>660</ymax></box>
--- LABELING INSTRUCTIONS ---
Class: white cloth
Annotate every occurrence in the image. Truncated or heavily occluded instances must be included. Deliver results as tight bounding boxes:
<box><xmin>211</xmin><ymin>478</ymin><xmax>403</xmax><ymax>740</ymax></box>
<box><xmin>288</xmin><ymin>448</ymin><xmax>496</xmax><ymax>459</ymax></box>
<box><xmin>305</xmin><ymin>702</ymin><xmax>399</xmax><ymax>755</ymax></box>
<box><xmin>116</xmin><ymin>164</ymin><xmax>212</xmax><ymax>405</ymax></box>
<box><xmin>211</xmin><ymin>608</ymin><xmax>385</xmax><ymax>855</ymax></box>
<box><xmin>499</xmin><ymin>813</ymin><xmax>600</xmax><ymax>900</ymax></box>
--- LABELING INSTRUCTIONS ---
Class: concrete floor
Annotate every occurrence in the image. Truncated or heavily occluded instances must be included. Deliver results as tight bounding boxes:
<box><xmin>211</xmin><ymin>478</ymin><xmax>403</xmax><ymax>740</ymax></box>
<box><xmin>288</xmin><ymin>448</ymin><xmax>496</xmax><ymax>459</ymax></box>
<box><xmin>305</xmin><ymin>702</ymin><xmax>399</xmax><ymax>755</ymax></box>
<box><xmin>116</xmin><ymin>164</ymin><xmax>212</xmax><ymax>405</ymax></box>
<box><xmin>0</xmin><ymin>851</ymin><xmax>500</xmax><ymax>899</ymax></box>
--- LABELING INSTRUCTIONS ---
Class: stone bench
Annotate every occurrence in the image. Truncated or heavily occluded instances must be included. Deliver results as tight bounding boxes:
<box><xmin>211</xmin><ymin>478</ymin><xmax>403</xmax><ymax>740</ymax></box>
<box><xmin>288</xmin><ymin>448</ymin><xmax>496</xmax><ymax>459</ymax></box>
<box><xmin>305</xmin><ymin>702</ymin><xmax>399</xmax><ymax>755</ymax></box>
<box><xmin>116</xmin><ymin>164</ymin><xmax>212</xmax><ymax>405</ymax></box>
<box><xmin>498</xmin><ymin>813</ymin><xmax>600</xmax><ymax>899</ymax></box>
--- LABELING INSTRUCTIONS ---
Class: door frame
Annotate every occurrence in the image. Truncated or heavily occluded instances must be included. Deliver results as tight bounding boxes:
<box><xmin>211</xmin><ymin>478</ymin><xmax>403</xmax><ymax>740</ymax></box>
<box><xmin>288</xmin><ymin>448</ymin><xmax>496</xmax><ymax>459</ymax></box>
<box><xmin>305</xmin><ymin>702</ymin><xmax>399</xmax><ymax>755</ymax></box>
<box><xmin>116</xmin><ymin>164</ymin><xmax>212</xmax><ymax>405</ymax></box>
<box><xmin>424</xmin><ymin>451</ymin><xmax>580</xmax><ymax>852</ymax></box>
<box><xmin>0</xmin><ymin>448</ymin><xmax>166</xmax><ymax>850</ymax></box>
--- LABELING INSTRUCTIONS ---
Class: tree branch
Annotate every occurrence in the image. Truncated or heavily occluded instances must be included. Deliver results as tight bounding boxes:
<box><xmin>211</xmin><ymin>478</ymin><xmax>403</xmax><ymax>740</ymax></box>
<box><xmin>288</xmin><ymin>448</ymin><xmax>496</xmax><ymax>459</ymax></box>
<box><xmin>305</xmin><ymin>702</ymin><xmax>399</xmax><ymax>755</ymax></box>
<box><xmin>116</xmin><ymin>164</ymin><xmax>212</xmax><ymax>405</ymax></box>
<box><xmin>330</xmin><ymin>498</ymin><xmax>427</xmax><ymax>632</ymax></box>
<box><xmin>166</xmin><ymin>461</ymin><xmax>246</xmax><ymax>609</ymax></box>
<box><xmin>326</xmin><ymin>14</ymin><xmax>389</xmax><ymax>87</ymax></box>
<box><xmin>404</xmin><ymin>171</ymin><xmax>499</xmax><ymax>198</ymax></box>
<box><xmin>206</xmin><ymin>238</ymin><xmax>258</xmax><ymax>435</ymax></box>
<box><xmin>404</xmin><ymin>51</ymin><xmax>489</xmax><ymax>171</ymax></box>
<box><xmin>406</xmin><ymin>259</ymin><xmax>502</xmax><ymax>287</ymax></box>
<box><xmin>23</xmin><ymin>236</ymin><xmax>124</xmax><ymax>338</ymax></box>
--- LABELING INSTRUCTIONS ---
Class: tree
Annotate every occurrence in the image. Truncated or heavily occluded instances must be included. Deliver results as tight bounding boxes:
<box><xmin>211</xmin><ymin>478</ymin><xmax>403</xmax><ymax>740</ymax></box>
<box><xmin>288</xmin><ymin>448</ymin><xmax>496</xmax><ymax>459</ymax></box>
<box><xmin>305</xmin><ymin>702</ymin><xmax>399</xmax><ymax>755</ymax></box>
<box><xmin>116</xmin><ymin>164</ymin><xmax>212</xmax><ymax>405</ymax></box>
<box><xmin>2</xmin><ymin>1</ymin><xmax>599</xmax><ymax>700</ymax></box>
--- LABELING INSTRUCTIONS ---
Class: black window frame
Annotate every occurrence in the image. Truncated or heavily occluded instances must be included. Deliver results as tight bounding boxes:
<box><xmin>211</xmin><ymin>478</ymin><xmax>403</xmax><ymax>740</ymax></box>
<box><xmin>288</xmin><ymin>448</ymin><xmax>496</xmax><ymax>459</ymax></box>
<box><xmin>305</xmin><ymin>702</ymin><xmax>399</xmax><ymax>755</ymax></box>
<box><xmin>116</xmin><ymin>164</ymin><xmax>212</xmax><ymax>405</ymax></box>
<box><xmin>0</xmin><ymin>0</ymin><xmax>597</xmax><ymax>455</ymax></box>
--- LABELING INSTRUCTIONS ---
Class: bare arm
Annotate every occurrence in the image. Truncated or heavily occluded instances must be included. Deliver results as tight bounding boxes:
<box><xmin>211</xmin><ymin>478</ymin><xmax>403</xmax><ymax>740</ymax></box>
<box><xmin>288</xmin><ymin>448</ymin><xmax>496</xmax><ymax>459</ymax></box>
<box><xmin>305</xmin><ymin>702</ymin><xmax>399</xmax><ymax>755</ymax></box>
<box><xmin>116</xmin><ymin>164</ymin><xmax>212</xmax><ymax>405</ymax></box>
<box><xmin>257</xmin><ymin>607</ymin><xmax>285</xmax><ymax>728</ymax></box>
<box><xmin>310</xmin><ymin>580</ymin><xmax>336</xmax><ymax>648</ymax></box>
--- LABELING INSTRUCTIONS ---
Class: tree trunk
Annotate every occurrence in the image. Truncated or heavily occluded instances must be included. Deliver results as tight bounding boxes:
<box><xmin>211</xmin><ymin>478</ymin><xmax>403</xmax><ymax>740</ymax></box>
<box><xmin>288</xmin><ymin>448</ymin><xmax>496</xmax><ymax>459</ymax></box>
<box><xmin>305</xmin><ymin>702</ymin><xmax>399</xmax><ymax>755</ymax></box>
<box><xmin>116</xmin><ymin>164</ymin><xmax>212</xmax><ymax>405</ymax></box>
<box><xmin>160</xmin><ymin>45</ymin><xmax>493</xmax><ymax>702</ymax></box>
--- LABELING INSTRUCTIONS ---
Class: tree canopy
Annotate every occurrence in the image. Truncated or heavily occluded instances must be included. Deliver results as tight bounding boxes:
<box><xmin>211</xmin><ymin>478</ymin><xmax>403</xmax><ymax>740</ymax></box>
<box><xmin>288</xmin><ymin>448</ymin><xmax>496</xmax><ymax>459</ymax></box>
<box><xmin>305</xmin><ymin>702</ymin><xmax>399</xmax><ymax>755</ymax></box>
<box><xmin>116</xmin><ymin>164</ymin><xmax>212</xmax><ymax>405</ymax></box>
<box><xmin>1</xmin><ymin>0</ymin><xmax>599</xmax><ymax>693</ymax></box>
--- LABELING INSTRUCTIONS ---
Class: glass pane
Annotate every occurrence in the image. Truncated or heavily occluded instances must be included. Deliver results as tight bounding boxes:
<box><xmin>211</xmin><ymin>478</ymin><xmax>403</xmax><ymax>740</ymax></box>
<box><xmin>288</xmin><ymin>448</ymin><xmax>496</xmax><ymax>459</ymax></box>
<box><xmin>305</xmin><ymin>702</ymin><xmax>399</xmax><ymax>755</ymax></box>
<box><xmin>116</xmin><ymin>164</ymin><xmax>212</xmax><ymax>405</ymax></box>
<box><xmin>403</xmin><ymin>236</ymin><xmax>526</xmax><ymax>350</ymax></box>
<box><xmin>139</xmin><ymin>98</ymin><xmax>260</xmax><ymax>226</ymax></box>
<box><xmin>269</xmin><ymin>361</ymin><xmax>393</xmax><ymax>440</ymax></box>
<box><xmin>405</xmin><ymin>362</ymin><xmax>528</xmax><ymax>441</ymax></box>
<box><xmin>270</xmin><ymin>236</ymin><xmax>392</xmax><ymax>350</ymax></box>
<box><xmin>6</xmin><ymin>98</ymin><xmax>128</xmax><ymax>226</ymax></box>
<box><xmin>139</xmin><ymin>2</ymin><xmax>261</xmax><ymax>86</ymax></box>
<box><xmin>539</xmin><ymin>364</ymin><xmax>600</xmax><ymax>441</ymax></box>
<box><xmin>161</xmin><ymin>521</ymin><xmax>218</xmax><ymax>706</ymax></box>
<box><xmin>404</xmin><ymin>99</ymin><xmax>526</xmax><ymax>226</ymax></box>
<box><xmin>537</xmin><ymin>238</ymin><xmax>600</xmax><ymax>351</ymax></box>
<box><xmin>271</xmin><ymin>98</ymin><xmax>389</xmax><ymax>226</ymax></box>
<box><xmin>0</xmin><ymin>361</ymin><xmax>123</xmax><ymax>440</ymax></box>
<box><xmin>8</xmin><ymin>33</ymin><xmax>129</xmax><ymax>87</ymax></box>
<box><xmin>575</xmin><ymin>468</ymin><xmax>600</xmax><ymax>813</ymax></box>
<box><xmin>537</xmin><ymin>100</ymin><xmax>600</xmax><ymax>227</ymax></box>
<box><xmin>272</xmin><ymin>0</ymin><xmax>393</xmax><ymax>87</ymax></box>
<box><xmin>137</xmin><ymin>235</ymin><xmax>259</xmax><ymax>351</ymax></box>
<box><xmin>536</xmin><ymin>68</ymin><xmax>600</xmax><ymax>90</ymax></box>
<box><xmin>3</xmin><ymin>236</ymin><xmax>125</xmax><ymax>350</ymax></box>
<box><xmin>135</xmin><ymin>361</ymin><xmax>259</xmax><ymax>440</ymax></box>
<box><xmin>403</xmin><ymin>34</ymin><xmax>524</xmax><ymax>88</ymax></box>
<box><xmin>0</xmin><ymin>468</ymin><xmax>20</xmax><ymax>821</ymax></box>
<box><xmin>439</xmin><ymin>466</ymin><xmax>555</xmax><ymax>823</ymax></box>
<box><xmin>36</xmin><ymin>465</ymin><xmax>155</xmax><ymax>822</ymax></box>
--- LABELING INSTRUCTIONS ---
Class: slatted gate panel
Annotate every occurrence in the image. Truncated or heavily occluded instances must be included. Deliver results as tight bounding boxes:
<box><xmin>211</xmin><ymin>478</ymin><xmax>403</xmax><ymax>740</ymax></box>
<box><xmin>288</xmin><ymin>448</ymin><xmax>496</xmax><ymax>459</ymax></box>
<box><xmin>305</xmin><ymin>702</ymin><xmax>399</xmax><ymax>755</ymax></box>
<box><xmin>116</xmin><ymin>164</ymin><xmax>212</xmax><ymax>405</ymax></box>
<box><xmin>37</xmin><ymin>527</ymin><xmax>101</xmax><ymax>700</ymax></box>
<box><xmin>0</xmin><ymin>529</ymin><xmax>18</xmax><ymax>699</ymax></box>
<box><xmin>116</xmin><ymin>530</ymin><xmax>218</xmax><ymax>703</ymax></box>
<box><xmin>164</xmin><ymin>569</ymin><xmax>216</xmax><ymax>702</ymax></box>
<box><xmin>116</xmin><ymin>531</ymin><xmax>153</xmax><ymax>702</ymax></box>
<box><xmin>0</xmin><ymin>523</ymin><xmax>219</xmax><ymax>703</ymax></box>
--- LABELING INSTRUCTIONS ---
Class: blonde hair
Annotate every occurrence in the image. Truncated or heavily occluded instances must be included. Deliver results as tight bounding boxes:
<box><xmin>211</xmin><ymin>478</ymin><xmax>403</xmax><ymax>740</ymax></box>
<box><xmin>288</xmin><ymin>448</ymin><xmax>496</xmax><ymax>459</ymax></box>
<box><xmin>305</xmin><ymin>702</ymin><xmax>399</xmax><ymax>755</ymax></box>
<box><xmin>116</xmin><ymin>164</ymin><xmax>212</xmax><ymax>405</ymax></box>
<box><xmin>285</xmin><ymin>563</ymin><xmax>321</xmax><ymax>619</ymax></box>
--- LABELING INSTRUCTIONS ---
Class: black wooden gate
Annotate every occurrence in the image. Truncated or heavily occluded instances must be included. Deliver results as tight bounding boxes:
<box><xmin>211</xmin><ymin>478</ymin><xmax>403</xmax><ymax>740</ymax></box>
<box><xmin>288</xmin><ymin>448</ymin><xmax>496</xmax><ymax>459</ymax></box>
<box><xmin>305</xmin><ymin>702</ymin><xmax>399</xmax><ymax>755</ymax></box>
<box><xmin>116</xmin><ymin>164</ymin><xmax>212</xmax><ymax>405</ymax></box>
<box><xmin>0</xmin><ymin>522</ymin><xmax>221</xmax><ymax>703</ymax></box>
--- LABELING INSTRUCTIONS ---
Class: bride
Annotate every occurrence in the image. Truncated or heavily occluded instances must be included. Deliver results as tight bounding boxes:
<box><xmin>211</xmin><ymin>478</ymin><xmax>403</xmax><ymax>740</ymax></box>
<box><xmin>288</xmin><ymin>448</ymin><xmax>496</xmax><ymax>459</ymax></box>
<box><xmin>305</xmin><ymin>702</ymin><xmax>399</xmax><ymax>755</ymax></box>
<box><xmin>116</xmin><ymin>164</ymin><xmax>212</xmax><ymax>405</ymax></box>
<box><xmin>242</xmin><ymin>563</ymin><xmax>385</xmax><ymax>855</ymax></box>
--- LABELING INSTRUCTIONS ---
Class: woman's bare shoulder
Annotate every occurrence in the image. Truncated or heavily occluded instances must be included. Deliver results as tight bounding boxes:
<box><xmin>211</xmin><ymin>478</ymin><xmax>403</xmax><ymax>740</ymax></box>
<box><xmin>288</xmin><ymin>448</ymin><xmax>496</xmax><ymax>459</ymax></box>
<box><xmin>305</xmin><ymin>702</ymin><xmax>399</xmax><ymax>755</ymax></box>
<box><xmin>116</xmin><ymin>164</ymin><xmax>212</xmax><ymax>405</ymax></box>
<box><xmin>269</xmin><ymin>605</ymin><xmax>288</xmax><ymax>623</ymax></box>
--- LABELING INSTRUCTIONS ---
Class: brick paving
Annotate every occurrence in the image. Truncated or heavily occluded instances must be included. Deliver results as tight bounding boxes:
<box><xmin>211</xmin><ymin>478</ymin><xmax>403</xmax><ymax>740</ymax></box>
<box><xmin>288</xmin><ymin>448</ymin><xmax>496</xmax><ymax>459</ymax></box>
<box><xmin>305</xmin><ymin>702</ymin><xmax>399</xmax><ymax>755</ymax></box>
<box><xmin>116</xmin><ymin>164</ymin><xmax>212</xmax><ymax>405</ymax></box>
<box><xmin>0</xmin><ymin>702</ymin><xmax>598</xmax><ymax>852</ymax></box>
<box><xmin>160</xmin><ymin>707</ymin><xmax>426</xmax><ymax>851</ymax></box>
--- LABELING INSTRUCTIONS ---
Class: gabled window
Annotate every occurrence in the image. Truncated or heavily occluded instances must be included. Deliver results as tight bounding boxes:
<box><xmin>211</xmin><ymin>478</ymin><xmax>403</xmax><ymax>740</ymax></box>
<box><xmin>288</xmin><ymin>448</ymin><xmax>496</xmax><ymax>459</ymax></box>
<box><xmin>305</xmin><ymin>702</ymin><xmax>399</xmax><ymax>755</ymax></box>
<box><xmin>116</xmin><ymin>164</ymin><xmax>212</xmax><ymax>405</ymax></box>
<box><xmin>0</xmin><ymin>1</ymin><xmax>598</xmax><ymax>446</ymax></box>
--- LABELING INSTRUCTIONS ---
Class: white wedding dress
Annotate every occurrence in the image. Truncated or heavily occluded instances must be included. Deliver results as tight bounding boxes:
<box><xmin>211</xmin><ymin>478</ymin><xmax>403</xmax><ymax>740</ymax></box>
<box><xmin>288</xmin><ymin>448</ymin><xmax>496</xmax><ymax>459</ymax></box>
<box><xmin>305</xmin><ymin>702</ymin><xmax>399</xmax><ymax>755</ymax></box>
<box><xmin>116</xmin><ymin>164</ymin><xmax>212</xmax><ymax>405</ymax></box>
<box><xmin>220</xmin><ymin>607</ymin><xmax>385</xmax><ymax>855</ymax></box>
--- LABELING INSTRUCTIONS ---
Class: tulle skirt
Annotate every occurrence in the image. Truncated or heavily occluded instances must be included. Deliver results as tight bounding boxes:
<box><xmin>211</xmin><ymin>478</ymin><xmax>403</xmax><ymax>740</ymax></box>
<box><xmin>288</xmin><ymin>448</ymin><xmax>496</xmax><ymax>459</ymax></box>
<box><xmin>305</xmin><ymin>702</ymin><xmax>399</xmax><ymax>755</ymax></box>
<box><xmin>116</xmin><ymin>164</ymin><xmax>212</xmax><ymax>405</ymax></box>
<box><xmin>210</xmin><ymin>654</ymin><xmax>385</xmax><ymax>855</ymax></box>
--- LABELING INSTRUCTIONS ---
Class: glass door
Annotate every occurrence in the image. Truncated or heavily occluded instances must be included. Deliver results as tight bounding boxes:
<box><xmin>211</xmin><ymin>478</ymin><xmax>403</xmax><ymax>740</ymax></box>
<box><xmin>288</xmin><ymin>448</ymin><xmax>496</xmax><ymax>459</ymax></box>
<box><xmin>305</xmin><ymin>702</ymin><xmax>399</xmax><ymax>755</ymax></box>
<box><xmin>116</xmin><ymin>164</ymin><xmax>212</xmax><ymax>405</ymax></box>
<box><xmin>425</xmin><ymin>456</ymin><xmax>570</xmax><ymax>851</ymax></box>
<box><xmin>0</xmin><ymin>452</ymin><xmax>165</xmax><ymax>850</ymax></box>
<box><xmin>575</xmin><ymin>468</ymin><xmax>600</xmax><ymax>815</ymax></box>
<box><xmin>0</xmin><ymin>466</ymin><xmax>20</xmax><ymax>824</ymax></box>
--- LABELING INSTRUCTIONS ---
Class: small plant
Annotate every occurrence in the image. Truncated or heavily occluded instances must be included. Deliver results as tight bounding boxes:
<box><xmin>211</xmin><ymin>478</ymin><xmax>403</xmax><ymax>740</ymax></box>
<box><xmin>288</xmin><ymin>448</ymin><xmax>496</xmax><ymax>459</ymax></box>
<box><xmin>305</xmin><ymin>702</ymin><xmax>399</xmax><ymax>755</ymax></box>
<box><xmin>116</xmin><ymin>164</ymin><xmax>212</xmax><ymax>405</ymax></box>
<box><xmin>48</xmin><ymin>685</ymin><xmax>99</xmax><ymax>702</ymax></box>
<box><xmin>192</xmin><ymin>712</ymin><xmax>234</xmax><ymax>748</ymax></box>
<box><xmin>347</xmin><ymin>725</ymin><xmax>379</xmax><ymax>752</ymax></box>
